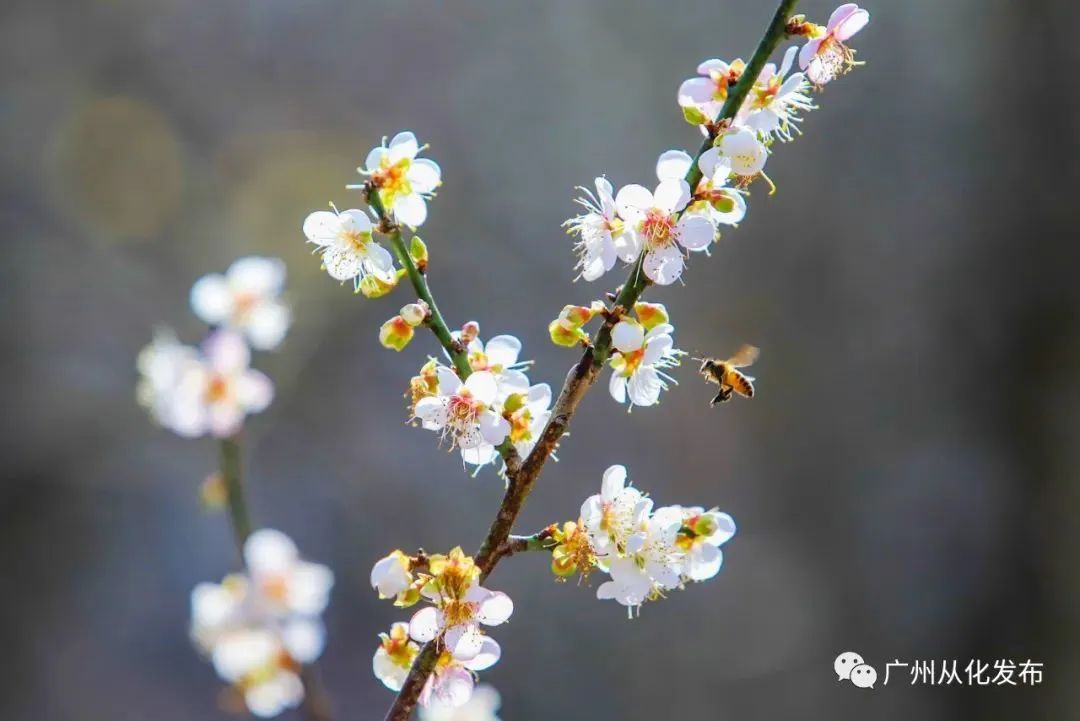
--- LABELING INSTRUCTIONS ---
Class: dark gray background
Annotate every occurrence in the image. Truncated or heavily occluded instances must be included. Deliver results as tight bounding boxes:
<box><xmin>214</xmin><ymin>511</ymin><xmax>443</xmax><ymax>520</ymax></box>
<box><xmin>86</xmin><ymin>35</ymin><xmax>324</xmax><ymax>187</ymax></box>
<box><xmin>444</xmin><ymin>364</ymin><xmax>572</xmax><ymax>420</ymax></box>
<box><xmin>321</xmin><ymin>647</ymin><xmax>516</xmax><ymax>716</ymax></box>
<box><xmin>3</xmin><ymin>0</ymin><xmax>1077</xmax><ymax>719</ymax></box>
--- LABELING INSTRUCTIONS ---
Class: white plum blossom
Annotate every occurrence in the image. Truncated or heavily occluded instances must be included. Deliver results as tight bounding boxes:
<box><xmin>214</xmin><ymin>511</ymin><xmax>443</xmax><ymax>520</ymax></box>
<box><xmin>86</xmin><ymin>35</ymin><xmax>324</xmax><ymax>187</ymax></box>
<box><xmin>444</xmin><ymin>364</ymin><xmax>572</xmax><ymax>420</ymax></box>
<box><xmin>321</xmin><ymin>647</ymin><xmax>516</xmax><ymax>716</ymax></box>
<box><xmin>615</xmin><ymin>153</ymin><xmax>716</xmax><ymax>285</ymax></box>
<box><xmin>189</xmin><ymin>256</ymin><xmax>291</xmax><ymax>350</ymax></box>
<box><xmin>673</xmin><ymin>506</ymin><xmax>737</xmax><ymax>582</ymax></box>
<box><xmin>578</xmin><ymin>465</ymin><xmax>738</xmax><ymax>614</ymax></box>
<box><xmin>355</xmin><ymin>131</ymin><xmax>442</xmax><ymax>228</ymax></box>
<box><xmin>607</xmin><ymin>319</ymin><xmax>682</xmax><ymax>410</ymax></box>
<box><xmin>163</xmin><ymin>330</ymin><xmax>274</xmax><ymax>438</ymax></box>
<box><xmin>303</xmin><ymin>207</ymin><xmax>396</xmax><ymax>291</ymax></box>
<box><xmin>579</xmin><ymin>464</ymin><xmax>650</xmax><ymax>555</ymax></box>
<box><xmin>459</xmin><ymin>333</ymin><xmax>532</xmax><ymax>400</ymax></box>
<box><xmin>799</xmin><ymin>4</ymin><xmax>870</xmax><ymax>86</ymax></box>
<box><xmin>409</xmin><ymin>585</ymin><xmax>513</xmax><ymax>663</ymax></box>
<box><xmin>719</xmin><ymin>128</ymin><xmax>769</xmax><ymax>178</ymax></box>
<box><xmin>190</xmin><ymin>530</ymin><xmax>333</xmax><ymax>718</ymax></box>
<box><xmin>693</xmin><ymin>147</ymin><xmax>747</xmax><ymax>226</ymax></box>
<box><xmin>414</xmin><ymin>368</ymin><xmax>511</xmax><ymax>453</ymax></box>
<box><xmin>738</xmin><ymin>46</ymin><xmax>815</xmax><ymax>141</ymax></box>
<box><xmin>564</xmin><ymin>177</ymin><xmax>636</xmax><ymax>282</ymax></box>
<box><xmin>373</xmin><ymin>622</ymin><xmax>420</xmax><ymax>692</ymax></box>
<box><xmin>502</xmin><ymin>382</ymin><xmax>551</xmax><ymax>459</ymax></box>
<box><xmin>677</xmin><ymin>58</ymin><xmax>737</xmax><ymax>122</ymax></box>
<box><xmin>596</xmin><ymin>505</ymin><xmax>684</xmax><ymax>610</ymax></box>
<box><xmin>421</xmin><ymin>683</ymin><xmax>502</xmax><ymax>721</ymax></box>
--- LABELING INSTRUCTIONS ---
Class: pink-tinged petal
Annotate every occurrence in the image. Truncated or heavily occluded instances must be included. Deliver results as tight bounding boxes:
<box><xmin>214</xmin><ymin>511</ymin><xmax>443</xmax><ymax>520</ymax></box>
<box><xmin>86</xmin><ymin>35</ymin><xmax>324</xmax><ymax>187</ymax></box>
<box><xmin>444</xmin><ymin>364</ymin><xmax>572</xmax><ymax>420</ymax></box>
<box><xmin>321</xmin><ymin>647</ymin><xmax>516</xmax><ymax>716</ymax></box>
<box><xmin>463</xmin><ymin>637</ymin><xmax>501</xmax><ymax>671</ymax></box>
<box><xmin>484</xmin><ymin>335</ymin><xmax>521</xmax><ymax>368</ymax></box>
<box><xmin>302</xmin><ymin>211</ymin><xmax>340</xmax><ymax>245</ymax></box>
<box><xmin>642</xmin><ymin>335</ymin><xmax>673</xmax><ymax>366</ymax></box>
<box><xmin>826</xmin><ymin>3</ymin><xmax>861</xmax><ymax>33</ymax></box>
<box><xmin>614</xmin><ymin>184</ymin><xmax>653</xmax><ymax>218</ymax></box>
<box><xmin>677</xmin><ymin>214</ymin><xmax>715</xmax><ymax>251</ymax></box>
<box><xmin>476</xmin><ymin>591</ymin><xmax>513</xmax><ymax>625</ymax></box>
<box><xmin>365</xmin><ymin>146</ymin><xmax>388</xmax><ymax>173</ymax></box>
<box><xmin>608</xmin><ymin>372</ymin><xmax>627</xmax><ymax>404</ymax></box>
<box><xmin>696</xmin><ymin>58</ymin><xmax>729</xmax><ymax>76</ymax></box>
<box><xmin>189</xmin><ymin>274</ymin><xmax>232</xmax><ymax>324</ymax></box>
<box><xmin>393</xmin><ymin>194</ymin><xmax>428</xmax><ymax>229</ymax></box>
<box><xmin>601</xmin><ymin>464</ymin><xmax>627</xmax><ymax>500</ymax></box>
<box><xmin>677</xmin><ymin>77</ymin><xmax>716</xmax><ymax>108</ymax></box>
<box><xmin>387</xmin><ymin>131</ymin><xmax>419</xmax><ymax>163</ymax></box>
<box><xmin>778</xmin><ymin>45</ymin><xmax>799</xmax><ymax>78</ymax></box>
<box><xmin>436</xmin><ymin>366</ymin><xmax>462</xmax><ymax>394</ymax></box>
<box><xmin>208</xmin><ymin>402</ymin><xmax>244</xmax><ymax>438</ymax></box>
<box><xmin>409</xmin><ymin>607</ymin><xmax>442</xmax><ymax>642</ymax></box>
<box><xmin>833</xmin><ymin>7</ymin><xmax>869</xmax><ymax>41</ymax></box>
<box><xmin>237</xmin><ymin>370</ymin><xmax>274</xmax><ymax>412</ymax></box>
<box><xmin>322</xmin><ymin>247</ymin><xmax>362</xmax><ymax>281</ymax></box>
<box><xmin>426</xmin><ymin>666</ymin><xmax>474</xmax><ymax>708</ymax></box>
<box><xmin>415</xmin><ymin>397</ymin><xmax>449</xmax><ymax>429</ymax></box>
<box><xmin>464</xmin><ymin>371</ymin><xmax>498</xmax><ymax>405</ymax></box>
<box><xmin>627</xmin><ymin>366</ymin><xmax>663</xmax><ymax>407</ymax></box>
<box><xmin>478</xmin><ymin>411</ymin><xmax>510</xmax><ymax>445</ymax></box>
<box><xmin>799</xmin><ymin>38</ymin><xmax>823</xmax><ymax>70</ymax></box>
<box><xmin>244</xmin><ymin>529</ymin><xmax>298</xmax><ymax>575</ymax></box>
<box><xmin>642</xmin><ymin>246</ymin><xmax>684</xmax><ymax>286</ymax></box>
<box><xmin>653</xmin><ymin>179</ymin><xmax>690</xmax><ymax>213</ymax></box>
<box><xmin>444</xmin><ymin>623</ymin><xmax>484</xmax><ymax>661</ymax></box>
<box><xmin>656</xmin><ymin>149</ymin><xmax>692</xmax><ymax>182</ymax></box>
<box><xmin>204</xmin><ymin>330</ymin><xmax>250</xmax><ymax>374</ymax></box>
<box><xmin>408</xmin><ymin>158</ymin><xmax>441</xmax><ymax>193</ymax></box>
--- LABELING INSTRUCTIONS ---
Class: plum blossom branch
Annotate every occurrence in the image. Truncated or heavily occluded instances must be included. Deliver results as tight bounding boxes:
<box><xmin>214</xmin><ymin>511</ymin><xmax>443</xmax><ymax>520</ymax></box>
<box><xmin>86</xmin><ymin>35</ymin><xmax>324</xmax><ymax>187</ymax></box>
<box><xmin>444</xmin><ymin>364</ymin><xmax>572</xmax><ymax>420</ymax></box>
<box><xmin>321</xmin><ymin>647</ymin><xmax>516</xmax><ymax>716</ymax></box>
<box><xmin>382</xmin><ymin>1</ymin><xmax>806</xmax><ymax>718</ymax></box>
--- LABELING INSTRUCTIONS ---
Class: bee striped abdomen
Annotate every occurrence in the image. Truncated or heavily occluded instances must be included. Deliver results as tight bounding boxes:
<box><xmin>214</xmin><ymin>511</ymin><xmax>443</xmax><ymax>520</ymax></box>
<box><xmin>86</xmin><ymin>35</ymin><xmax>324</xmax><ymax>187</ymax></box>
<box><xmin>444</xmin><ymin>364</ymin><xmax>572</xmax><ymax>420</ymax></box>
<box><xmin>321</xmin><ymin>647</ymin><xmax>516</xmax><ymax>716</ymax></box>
<box><xmin>726</xmin><ymin>370</ymin><xmax>755</xmax><ymax>398</ymax></box>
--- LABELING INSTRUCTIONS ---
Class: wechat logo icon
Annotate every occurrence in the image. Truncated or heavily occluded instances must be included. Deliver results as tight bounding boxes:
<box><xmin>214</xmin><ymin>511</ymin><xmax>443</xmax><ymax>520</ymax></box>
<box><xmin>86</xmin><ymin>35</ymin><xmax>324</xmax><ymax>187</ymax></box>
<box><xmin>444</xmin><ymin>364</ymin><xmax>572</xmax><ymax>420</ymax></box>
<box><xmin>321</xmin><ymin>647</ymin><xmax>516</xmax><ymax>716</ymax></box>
<box><xmin>835</xmin><ymin>651</ymin><xmax>877</xmax><ymax>689</ymax></box>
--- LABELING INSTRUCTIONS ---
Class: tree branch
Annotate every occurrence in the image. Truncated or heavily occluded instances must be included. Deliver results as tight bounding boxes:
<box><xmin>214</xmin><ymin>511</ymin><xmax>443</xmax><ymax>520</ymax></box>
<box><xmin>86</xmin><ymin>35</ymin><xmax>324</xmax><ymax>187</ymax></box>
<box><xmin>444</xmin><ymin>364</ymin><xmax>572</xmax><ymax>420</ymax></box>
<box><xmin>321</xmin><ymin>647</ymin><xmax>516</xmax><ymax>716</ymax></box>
<box><xmin>381</xmin><ymin>2</ymin><xmax>799</xmax><ymax>717</ymax></box>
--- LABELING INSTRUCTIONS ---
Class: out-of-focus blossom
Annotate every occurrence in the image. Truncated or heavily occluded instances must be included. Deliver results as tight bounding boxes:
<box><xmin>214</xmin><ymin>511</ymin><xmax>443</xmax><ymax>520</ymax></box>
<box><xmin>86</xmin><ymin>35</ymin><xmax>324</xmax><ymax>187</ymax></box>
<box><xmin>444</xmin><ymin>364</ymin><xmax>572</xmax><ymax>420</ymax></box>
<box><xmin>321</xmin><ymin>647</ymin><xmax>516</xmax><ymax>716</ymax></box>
<box><xmin>136</xmin><ymin>329</ymin><xmax>199</xmax><ymax>431</ymax></box>
<box><xmin>420</xmin><ymin>683</ymin><xmax>502</xmax><ymax>721</ymax></box>
<box><xmin>190</xmin><ymin>530</ymin><xmax>333</xmax><ymax>717</ymax></box>
<box><xmin>189</xmin><ymin>256</ymin><xmax>291</xmax><ymax>350</ymax></box>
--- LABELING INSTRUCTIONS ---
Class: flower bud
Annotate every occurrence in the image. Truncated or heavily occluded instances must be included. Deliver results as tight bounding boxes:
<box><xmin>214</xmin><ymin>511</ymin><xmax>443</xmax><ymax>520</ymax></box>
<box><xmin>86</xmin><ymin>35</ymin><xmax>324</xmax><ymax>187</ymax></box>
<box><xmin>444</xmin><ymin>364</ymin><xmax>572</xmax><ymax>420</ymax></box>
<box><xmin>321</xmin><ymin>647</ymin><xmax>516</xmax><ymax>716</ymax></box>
<box><xmin>549</xmin><ymin>318</ymin><xmax>587</xmax><ymax>348</ymax></box>
<box><xmin>359</xmin><ymin>270</ymin><xmax>403</xmax><ymax>298</ymax></box>
<box><xmin>371</xmin><ymin>550</ymin><xmax>414</xmax><ymax>600</ymax></box>
<box><xmin>409</xmin><ymin>236</ymin><xmax>429</xmax><ymax>272</ymax></box>
<box><xmin>199</xmin><ymin>472</ymin><xmax>227</xmax><ymax>510</ymax></box>
<box><xmin>560</xmin><ymin>304</ymin><xmax>597</xmax><ymax>327</ymax></box>
<box><xmin>379</xmin><ymin>316</ymin><xmax>414</xmax><ymax>351</ymax></box>
<box><xmin>633</xmin><ymin>302</ymin><xmax>669</xmax><ymax>331</ymax></box>
<box><xmin>460</xmin><ymin>321</ymin><xmax>480</xmax><ymax>344</ymax></box>
<box><xmin>400</xmin><ymin>302</ymin><xmax>429</xmax><ymax>327</ymax></box>
<box><xmin>682</xmin><ymin>105</ymin><xmax>709</xmax><ymax>127</ymax></box>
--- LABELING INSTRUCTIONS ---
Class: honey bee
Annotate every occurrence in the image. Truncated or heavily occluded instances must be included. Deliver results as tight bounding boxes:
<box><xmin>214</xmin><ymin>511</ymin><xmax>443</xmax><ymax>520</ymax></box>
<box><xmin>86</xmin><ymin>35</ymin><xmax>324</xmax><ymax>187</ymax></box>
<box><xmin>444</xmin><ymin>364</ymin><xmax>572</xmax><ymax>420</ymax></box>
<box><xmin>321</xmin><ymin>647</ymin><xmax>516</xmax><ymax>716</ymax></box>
<box><xmin>697</xmin><ymin>345</ymin><xmax>759</xmax><ymax>406</ymax></box>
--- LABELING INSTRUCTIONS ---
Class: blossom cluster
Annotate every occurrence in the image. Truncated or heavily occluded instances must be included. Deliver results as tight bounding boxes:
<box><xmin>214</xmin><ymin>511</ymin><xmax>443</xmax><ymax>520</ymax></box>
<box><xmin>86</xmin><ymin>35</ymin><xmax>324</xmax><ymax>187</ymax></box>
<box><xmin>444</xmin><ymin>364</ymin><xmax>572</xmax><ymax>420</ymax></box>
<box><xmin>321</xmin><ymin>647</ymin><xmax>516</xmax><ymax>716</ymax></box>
<box><xmin>408</xmin><ymin>325</ymin><xmax>551</xmax><ymax>472</ymax></box>
<box><xmin>190</xmin><ymin>530</ymin><xmax>334</xmax><ymax>717</ymax></box>
<box><xmin>575</xmin><ymin>465</ymin><xmax>737</xmax><ymax>614</ymax></box>
<box><xmin>137</xmin><ymin>256</ymin><xmax>287</xmax><ymax>438</ymax></box>
<box><xmin>567</xmin><ymin>4</ymin><xmax>869</xmax><ymax>288</ymax></box>
<box><xmin>371</xmin><ymin>548</ymin><xmax>512</xmax><ymax>708</ymax></box>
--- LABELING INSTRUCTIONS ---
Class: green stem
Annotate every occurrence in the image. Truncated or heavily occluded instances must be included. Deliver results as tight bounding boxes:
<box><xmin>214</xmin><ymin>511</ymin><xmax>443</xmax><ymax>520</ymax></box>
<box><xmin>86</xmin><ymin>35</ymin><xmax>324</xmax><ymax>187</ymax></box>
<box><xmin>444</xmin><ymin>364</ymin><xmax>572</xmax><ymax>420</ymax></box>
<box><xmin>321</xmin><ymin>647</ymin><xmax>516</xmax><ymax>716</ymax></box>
<box><xmin>219</xmin><ymin>436</ymin><xmax>251</xmax><ymax>555</ymax></box>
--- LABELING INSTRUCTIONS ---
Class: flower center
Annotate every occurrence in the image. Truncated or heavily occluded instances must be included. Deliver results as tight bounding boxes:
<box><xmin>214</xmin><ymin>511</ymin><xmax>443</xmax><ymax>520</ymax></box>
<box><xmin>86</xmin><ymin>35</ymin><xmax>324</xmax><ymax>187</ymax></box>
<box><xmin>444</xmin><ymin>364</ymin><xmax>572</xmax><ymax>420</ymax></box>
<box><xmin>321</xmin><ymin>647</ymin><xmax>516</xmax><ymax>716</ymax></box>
<box><xmin>640</xmin><ymin>208</ymin><xmax>676</xmax><ymax>249</ymax></box>
<box><xmin>206</xmin><ymin>374</ymin><xmax>231</xmax><ymax>403</ymax></box>
<box><xmin>260</xmin><ymin>573</ymin><xmax>290</xmax><ymax>603</ymax></box>
<box><xmin>621</xmin><ymin>347</ymin><xmax>646</xmax><ymax>376</ymax></box>
<box><xmin>374</xmin><ymin>159</ymin><xmax>413</xmax><ymax>204</ymax></box>
<box><xmin>339</xmin><ymin>227</ymin><xmax>371</xmax><ymax>254</ymax></box>
<box><xmin>448</xmin><ymin>389</ymin><xmax>482</xmax><ymax>424</ymax></box>
<box><xmin>233</xmin><ymin>291</ymin><xmax>259</xmax><ymax>320</ymax></box>
<box><xmin>441</xmin><ymin>598</ymin><xmax>476</xmax><ymax>628</ymax></box>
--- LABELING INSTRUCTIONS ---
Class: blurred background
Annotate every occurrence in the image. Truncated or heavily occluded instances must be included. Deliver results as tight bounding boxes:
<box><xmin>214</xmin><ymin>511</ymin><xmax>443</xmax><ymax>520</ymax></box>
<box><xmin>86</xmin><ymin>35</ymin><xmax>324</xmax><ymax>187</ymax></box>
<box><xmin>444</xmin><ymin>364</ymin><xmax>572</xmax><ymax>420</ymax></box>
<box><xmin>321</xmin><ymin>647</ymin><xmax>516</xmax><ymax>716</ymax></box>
<box><xmin>3</xmin><ymin>0</ymin><xmax>1078</xmax><ymax>719</ymax></box>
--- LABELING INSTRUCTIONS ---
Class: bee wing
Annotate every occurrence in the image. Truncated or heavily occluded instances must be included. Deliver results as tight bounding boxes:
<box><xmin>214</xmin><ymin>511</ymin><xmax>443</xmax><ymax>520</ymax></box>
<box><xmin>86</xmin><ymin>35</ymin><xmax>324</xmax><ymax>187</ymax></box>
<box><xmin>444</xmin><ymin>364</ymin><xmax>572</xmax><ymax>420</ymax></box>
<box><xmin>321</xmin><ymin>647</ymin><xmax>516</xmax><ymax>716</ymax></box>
<box><xmin>725</xmin><ymin>344</ymin><xmax>759</xmax><ymax>368</ymax></box>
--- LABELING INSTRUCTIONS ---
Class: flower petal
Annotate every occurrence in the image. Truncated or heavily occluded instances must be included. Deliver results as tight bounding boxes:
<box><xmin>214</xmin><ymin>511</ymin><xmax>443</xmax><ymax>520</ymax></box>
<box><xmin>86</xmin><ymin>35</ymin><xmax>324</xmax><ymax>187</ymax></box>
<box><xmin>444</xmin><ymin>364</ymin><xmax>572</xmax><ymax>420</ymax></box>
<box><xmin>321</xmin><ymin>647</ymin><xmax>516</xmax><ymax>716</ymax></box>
<box><xmin>484</xmin><ymin>335</ymin><xmax>521</xmax><ymax>368</ymax></box>
<box><xmin>409</xmin><ymin>158</ymin><xmax>441</xmax><ymax>193</ymax></box>
<box><xmin>463</xmin><ymin>637</ymin><xmax>501</xmax><ymax>671</ymax></box>
<box><xmin>653</xmin><ymin>179</ymin><xmax>690</xmax><ymax>214</ymax></box>
<box><xmin>642</xmin><ymin>246</ymin><xmax>684</xmax><ymax>286</ymax></box>
<box><xmin>464</xmin><ymin>371</ymin><xmax>498</xmax><ymax>405</ymax></box>
<box><xmin>444</xmin><ymin>623</ymin><xmax>484</xmax><ymax>661</ymax></box>
<box><xmin>601</xmin><ymin>464</ymin><xmax>627</xmax><ymax>500</ymax></box>
<box><xmin>608</xmin><ymin>372</ymin><xmax>627</xmax><ymax>404</ymax></box>
<box><xmin>388</xmin><ymin>131</ymin><xmax>419</xmax><ymax>163</ymax></box>
<box><xmin>611</xmin><ymin>320</ymin><xmax>645</xmax><ymax>353</ymax></box>
<box><xmin>190</xmin><ymin>274</ymin><xmax>232</xmax><ymax>324</ymax></box>
<box><xmin>302</xmin><ymin>211</ymin><xmax>341</xmax><ymax>245</ymax></box>
<box><xmin>244</xmin><ymin>529</ymin><xmax>297</xmax><ymax>575</ymax></box>
<box><xmin>614</xmin><ymin>184</ymin><xmax>653</xmax><ymax>218</ymax></box>
<box><xmin>409</xmin><ymin>606</ymin><xmax>442</xmax><ymax>642</ymax></box>
<box><xmin>476</xmin><ymin>590</ymin><xmax>513</xmax><ymax>626</ymax></box>
<box><xmin>627</xmin><ymin>366</ymin><xmax>663</xmax><ymax>406</ymax></box>
<box><xmin>393</xmin><ymin>194</ymin><xmax>428</xmax><ymax>228</ymax></box>
<box><xmin>677</xmin><ymin>214</ymin><xmax>716</xmax><ymax>251</ymax></box>
<box><xmin>478</xmin><ymin>410</ymin><xmax>510</xmax><ymax>445</ymax></box>
<box><xmin>656</xmin><ymin>149</ymin><xmax>692</xmax><ymax>182</ymax></box>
